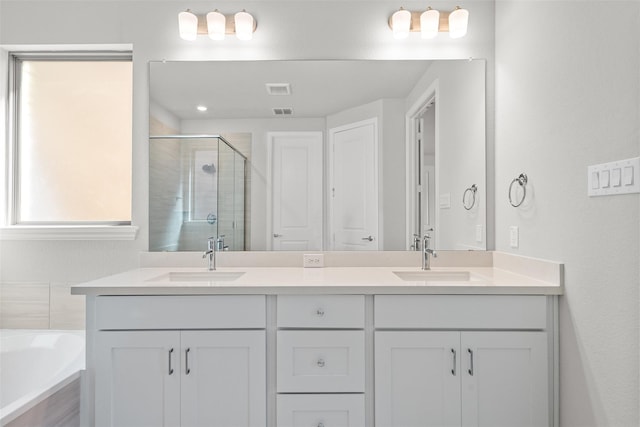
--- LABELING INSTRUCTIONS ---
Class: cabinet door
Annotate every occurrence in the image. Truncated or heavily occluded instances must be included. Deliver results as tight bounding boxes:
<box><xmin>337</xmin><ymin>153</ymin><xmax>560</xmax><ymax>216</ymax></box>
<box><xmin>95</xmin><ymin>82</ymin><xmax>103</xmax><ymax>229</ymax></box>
<box><xmin>180</xmin><ymin>330</ymin><xmax>266</xmax><ymax>427</ymax></box>
<box><xmin>461</xmin><ymin>331</ymin><xmax>548</xmax><ymax>427</ymax></box>
<box><xmin>375</xmin><ymin>331</ymin><xmax>461</xmax><ymax>427</ymax></box>
<box><xmin>95</xmin><ymin>331</ymin><xmax>181</xmax><ymax>427</ymax></box>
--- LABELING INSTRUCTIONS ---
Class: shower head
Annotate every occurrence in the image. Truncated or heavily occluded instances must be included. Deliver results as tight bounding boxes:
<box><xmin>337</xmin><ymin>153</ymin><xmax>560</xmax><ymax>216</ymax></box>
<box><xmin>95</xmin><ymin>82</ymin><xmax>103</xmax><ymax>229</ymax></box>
<box><xmin>202</xmin><ymin>163</ymin><xmax>216</xmax><ymax>174</ymax></box>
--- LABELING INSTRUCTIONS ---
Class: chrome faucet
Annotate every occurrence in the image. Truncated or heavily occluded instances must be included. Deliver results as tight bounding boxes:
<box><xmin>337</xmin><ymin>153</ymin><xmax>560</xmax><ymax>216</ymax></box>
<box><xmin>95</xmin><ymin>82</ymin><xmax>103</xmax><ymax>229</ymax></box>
<box><xmin>202</xmin><ymin>236</ymin><xmax>217</xmax><ymax>271</ymax></box>
<box><xmin>422</xmin><ymin>234</ymin><xmax>437</xmax><ymax>270</ymax></box>
<box><xmin>413</xmin><ymin>234</ymin><xmax>421</xmax><ymax>251</ymax></box>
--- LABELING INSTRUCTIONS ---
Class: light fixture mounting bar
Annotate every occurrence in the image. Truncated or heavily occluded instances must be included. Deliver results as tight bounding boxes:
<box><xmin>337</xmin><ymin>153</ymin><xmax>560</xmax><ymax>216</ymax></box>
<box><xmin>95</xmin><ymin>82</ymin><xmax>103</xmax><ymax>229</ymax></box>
<box><xmin>195</xmin><ymin>13</ymin><xmax>258</xmax><ymax>35</ymax></box>
<box><xmin>388</xmin><ymin>10</ymin><xmax>451</xmax><ymax>33</ymax></box>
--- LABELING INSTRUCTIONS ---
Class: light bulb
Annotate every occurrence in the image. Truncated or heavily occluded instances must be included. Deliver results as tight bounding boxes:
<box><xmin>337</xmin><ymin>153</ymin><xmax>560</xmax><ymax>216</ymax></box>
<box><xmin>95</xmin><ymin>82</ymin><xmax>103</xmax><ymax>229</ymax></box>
<box><xmin>178</xmin><ymin>10</ymin><xmax>198</xmax><ymax>41</ymax></box>
<box><xmin>448</xmin><ymin>6</ymin><xmax>469</xmax><ymax>38</ymax></box>
<box><xmin>420</xmin><ymin>7</ymin><xmax>440</xmax><ymax>39</ymax></box>
<box><xmin>391</xmin><ymin>8</ymin><xmax>411</xmax><ymax>40</ymax></box>
<box><xmin>234</xmin><ymin>10</ymin><xmax>254</xmax><ymax>41</ymax></box>
<box><xmin>207</xmin><ymin>10</ymin><xmax>226</xmax><ymax>40</ymax></box>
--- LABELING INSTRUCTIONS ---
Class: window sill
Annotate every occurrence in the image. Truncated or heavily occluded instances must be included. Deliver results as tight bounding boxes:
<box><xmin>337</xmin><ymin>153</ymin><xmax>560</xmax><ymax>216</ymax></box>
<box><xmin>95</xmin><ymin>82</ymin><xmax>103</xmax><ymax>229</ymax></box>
<box><xmin>0</xmin><ymin>225</ymin><xmax>139</xmax><ymax>241</ymax></box>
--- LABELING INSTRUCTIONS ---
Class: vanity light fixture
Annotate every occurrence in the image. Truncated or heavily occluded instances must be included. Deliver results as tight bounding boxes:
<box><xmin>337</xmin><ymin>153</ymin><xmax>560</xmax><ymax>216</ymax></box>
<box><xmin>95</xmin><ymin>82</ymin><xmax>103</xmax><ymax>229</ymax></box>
<box><xmin>389</xmin><ymin>5</ymin><xmax>469</xmax><ymax>39</ymax></box>
<box><xmin>178</xmin><ymin>8</ymin><xmax>257</xmax><ymax>41</ymax></box>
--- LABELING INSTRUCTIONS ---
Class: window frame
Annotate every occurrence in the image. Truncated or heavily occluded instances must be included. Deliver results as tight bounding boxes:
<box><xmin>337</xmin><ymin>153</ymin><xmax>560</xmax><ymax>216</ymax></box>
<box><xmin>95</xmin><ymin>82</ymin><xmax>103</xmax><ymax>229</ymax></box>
<box><xmin>1</xmin><ymin>50</ymin><xmax>138</xmax><ymax>240</ymax></box>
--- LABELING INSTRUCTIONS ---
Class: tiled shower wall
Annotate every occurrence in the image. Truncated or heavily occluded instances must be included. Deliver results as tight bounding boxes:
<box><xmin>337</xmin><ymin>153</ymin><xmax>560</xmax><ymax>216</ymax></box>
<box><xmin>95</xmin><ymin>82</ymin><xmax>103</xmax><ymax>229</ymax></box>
<box><xmin>0</xmin><ymin>281</ymin><xmax>85</xmax><ymax>330</ymax></box>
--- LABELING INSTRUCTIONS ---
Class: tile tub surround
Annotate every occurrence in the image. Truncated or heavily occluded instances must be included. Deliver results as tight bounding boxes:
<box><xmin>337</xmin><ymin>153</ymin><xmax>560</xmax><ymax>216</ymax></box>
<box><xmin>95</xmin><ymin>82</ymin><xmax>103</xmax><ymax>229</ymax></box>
<box><xmin>0</xmin><ymin>282</ymin><xmax>85</xmax><ymax>330</ymax></box>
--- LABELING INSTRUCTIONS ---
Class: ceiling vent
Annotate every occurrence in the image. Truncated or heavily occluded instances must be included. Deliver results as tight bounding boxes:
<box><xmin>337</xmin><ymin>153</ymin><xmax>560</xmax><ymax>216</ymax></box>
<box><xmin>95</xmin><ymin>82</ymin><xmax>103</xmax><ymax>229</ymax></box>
<box><xmin>272</xmin><ymin>107</ymin><xmax>293</xmax><ymax>116</ymax></box>
<box><xmin>265</xmin><ymin>83</ymin><xmax>291</xmax><ymax>96</ymax></box>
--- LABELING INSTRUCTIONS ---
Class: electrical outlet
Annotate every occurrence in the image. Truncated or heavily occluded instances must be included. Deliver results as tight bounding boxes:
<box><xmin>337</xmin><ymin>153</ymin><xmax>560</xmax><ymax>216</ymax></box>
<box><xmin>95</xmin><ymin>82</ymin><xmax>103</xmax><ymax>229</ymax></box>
<box><xmin>509</xmin><ymin>226</ymin><xmax>519</xmax><ymax>248</ymax></box>
<box><xmin>303</xmin><ymin>254</ymin><xmax>324</xmax><ymax>268</ymax></box>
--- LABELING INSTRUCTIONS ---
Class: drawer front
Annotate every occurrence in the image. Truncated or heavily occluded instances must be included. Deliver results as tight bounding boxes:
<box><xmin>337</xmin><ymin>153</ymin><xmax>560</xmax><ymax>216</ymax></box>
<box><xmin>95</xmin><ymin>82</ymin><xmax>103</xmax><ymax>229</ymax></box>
<box><xmin>277</xmin><ymin>394</ymin><xmax>365</xmax><ymax>427</ymax></box>
<box><xmin>375</xmin><ymin>295</ymin><xmax>547</xmax><ymax>329</ymax></box>
<box><xmin>277</xmin><ymin>295</ymin><xmax>364</xmax><ymax>328</ymax></box>
<box><xmin>96</xmin><ymin>295</ymin><xmax>266</xmax><ymax>329</ymax></box>
<box><xmin>277</xmin><ymin>330</ymin><xmax>365</xmax><ymax>392</ymax></box>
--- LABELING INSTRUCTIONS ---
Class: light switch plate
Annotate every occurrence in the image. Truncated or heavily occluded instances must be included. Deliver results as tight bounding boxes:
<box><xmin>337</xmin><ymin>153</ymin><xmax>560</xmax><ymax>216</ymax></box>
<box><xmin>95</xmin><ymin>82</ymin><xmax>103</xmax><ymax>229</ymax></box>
<box><xmin>509</xmin><ymin>226</ymin><xmax>519</xmax><ymax>248</ymax></box>
<box><xmin>588</xmin><ymin>157</ymin><xmax>640</xmax><ymax>196</ymax></box>
<box><xmin>439</xmin><ymin>193</ymin><xmax>451</xmax><ymax>209</ymax></box>
<box><xmin>475</xmin><ymin>224</ymin><xmax>483</xmax><ymax>243</ymax></box>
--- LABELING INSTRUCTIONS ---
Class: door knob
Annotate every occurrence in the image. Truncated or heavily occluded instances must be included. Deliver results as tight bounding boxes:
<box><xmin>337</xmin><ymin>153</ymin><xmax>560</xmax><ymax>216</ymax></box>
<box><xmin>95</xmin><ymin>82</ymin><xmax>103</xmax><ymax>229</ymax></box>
<box><xmin>273</xmin><ymin>233</ymin><xmax>282</xmax><ymax>238</ymax></box>
<box><xmin>362</xmin><ymin>235</ymin><xmax>374</xmax><ymax>241</ymax></box>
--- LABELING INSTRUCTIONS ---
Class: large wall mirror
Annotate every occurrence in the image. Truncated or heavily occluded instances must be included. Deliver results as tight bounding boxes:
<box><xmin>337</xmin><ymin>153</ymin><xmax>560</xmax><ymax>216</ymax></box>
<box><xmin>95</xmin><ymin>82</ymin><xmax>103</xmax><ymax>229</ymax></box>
<box><xmin>149</xmin><ymin>59</ymin><xmax>486</xmax><ymax>252</ymax></box>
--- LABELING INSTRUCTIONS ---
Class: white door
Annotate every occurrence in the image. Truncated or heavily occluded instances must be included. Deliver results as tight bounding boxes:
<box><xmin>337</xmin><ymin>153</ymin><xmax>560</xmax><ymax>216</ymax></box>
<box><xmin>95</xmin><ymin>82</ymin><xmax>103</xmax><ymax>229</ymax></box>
<box><xmin>95</xmin><ymin>331</ymin><xmax>181</xmax><ymax>427</ymax></box>
<box><xmin>375</xmin><ymin>331</ymin><xmax>461</xmax><ymax>427</ymax></box>
<box><xmin>461</xmin><ymin>331</ymin><xmax>549</xmax><ymax>427</ymax></box>
<box><xmin>269</xmin><ymin>132</ymin><xmax>323</xmax><ymax>250</ymax></box>
<box><xmin>181</xmin><ymin>330</ymin><xmax>266</xmax><ymax>427</ymax></box>
<box><xmin>329</xmin><ymin>119</ymin><xmax>378</xmax><ymax>250</ymax></box>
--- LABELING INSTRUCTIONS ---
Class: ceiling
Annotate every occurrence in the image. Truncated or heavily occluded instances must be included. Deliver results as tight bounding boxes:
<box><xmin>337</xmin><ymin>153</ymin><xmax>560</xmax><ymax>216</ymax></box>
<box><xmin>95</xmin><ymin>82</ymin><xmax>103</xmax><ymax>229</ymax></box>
<box><xmin>149</xmin><ymin>60</ymin><xmax>434</xmax><ymax>120</ymax></box>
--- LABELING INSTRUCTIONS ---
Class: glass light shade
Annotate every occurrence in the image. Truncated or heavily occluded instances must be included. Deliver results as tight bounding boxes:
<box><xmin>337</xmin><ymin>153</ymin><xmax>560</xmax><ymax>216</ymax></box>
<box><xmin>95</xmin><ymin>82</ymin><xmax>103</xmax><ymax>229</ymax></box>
<box><xmin>448</xmin><ymin>6</ymin><xmax>469</xmax><ymax>38</ymax></box>
<box><xmin>420</xmin><ymin>8</ymin><xmax>440</xmax><ymax>39</ymax></box>
<box><xmin>207</xmin><ymin>10</ymin><xmax>226</xmax><ymax>40</ymax></box>
<box><xmin>234</xmin><ymin>10</ymin><xmax>254</xmax><ymax>41</ymax></box>
<box><xmin>178</xmin><ymin>10</ymin><xmax>198</xmax><ymax>41</ymax></box>
<box><xmin>391</xmin><ymin>8</ymin><xmax>411</xmax><ymax>40</ymax></box>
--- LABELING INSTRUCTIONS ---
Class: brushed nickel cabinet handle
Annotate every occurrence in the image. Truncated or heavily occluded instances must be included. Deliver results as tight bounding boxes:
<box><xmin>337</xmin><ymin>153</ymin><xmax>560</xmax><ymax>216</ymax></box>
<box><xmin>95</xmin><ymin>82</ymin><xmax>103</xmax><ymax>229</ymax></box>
<box><xmin>451</xmin><ymin>348</ymin><xmax>456</xmax><ymax>376</ymax></box>
<box><xmin>168</xmin><ymin>348</ymin><xmax>174</xmax><ymax>375</ymax></box>
<box><xmin>185</xmin><ymin>348</ymin><xmax>191</xmax><ymax>375</ymax></box>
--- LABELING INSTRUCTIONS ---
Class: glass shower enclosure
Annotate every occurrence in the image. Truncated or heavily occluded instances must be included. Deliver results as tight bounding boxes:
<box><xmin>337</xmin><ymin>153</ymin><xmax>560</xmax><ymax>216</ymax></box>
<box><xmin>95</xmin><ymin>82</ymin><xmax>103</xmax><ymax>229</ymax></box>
<box><xmin>149</xmin><ymin>135</ymin><xmax>246</xmax><ymax>252</ymax></box>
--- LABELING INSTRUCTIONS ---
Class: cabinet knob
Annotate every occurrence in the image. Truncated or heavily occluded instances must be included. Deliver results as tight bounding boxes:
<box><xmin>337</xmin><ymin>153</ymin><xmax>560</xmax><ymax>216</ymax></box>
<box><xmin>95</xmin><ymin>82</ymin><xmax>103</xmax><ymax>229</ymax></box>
<box><xmin>317</xmin><ymin>358</ymin><xmax>325</xmax><ymax>368</ymax></box>
<box><xmin>316</xmin><ymin>308</ymin><xmax>325</xmax><ymax>317</ymax></box>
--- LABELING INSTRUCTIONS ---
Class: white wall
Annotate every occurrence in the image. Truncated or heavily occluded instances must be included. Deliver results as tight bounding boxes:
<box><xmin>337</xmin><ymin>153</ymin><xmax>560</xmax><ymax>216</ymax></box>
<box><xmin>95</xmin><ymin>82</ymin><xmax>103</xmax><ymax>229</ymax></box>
<box><xmin>495</xmin><ymin>1</ymin><xmax>640</xmax><ymax>426</ymax></box>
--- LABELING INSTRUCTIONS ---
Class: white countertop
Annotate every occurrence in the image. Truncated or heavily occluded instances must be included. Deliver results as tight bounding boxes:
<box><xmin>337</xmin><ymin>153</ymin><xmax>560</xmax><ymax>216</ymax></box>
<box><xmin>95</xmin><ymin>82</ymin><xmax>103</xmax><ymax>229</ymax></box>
<box><xmin>71</xmin><ymin>264</ymin><xmax>563</xmax><ymax>296</ymax></box>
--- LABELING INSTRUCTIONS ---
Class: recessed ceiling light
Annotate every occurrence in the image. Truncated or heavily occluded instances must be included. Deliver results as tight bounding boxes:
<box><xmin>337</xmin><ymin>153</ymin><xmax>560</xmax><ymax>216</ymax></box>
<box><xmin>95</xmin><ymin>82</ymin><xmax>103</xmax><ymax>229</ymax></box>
<box><xmin>196</xmin><ymin>105</ymin><xmax>208</xmax><ymax>112</ymax></box>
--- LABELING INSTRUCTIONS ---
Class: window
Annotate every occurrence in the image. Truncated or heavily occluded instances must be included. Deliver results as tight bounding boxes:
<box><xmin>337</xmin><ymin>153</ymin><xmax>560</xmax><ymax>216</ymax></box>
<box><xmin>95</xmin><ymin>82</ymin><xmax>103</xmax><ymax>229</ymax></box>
<box><xmin>9</xmin><ymin>52</ymin><xmax>133</xmax><ymax>226</ymax></box>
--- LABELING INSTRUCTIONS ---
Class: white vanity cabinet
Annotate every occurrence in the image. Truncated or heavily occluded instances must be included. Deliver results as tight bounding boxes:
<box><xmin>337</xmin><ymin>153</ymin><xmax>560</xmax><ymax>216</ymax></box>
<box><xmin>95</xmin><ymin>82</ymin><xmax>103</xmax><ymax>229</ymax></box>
<box><xmin>374</xmin><ymin>295</ymin><xmax>554</xmax><ymax>427</ymax></box>
<box><xmin>275</xmin><ymin>295</ymin><xmax>366</xmax><ymax>427</ymax></box>
<box><xmin>93</xmin><ymin>295</ymin><xmax>267</xmax><ymax>427</ymax></box>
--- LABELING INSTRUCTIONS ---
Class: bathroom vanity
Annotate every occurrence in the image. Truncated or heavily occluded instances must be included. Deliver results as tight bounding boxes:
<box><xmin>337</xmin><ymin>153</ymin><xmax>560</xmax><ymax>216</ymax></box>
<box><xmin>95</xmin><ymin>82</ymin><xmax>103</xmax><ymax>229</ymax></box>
<box><xmin>73</xmin><ymin>252</ymin><xmax>563</xmax><ymax>427</ymax></box>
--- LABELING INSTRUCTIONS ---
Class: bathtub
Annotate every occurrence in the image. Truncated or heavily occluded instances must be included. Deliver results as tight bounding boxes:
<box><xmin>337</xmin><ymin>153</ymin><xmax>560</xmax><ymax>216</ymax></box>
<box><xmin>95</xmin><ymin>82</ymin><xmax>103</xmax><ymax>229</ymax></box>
<box><xmin>0</xmin><ymin>329</ymin><xmax>85</xmax><ymax>427</ymax></box>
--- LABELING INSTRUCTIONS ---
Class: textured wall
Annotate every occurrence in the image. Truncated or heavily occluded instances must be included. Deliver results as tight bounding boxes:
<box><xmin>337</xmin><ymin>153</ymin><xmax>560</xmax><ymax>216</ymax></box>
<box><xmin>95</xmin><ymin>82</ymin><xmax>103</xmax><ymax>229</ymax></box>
<box><xmin>495</xmin><ymin>2</ymin><xmax>640</xmax><ymax>425</ymax></box>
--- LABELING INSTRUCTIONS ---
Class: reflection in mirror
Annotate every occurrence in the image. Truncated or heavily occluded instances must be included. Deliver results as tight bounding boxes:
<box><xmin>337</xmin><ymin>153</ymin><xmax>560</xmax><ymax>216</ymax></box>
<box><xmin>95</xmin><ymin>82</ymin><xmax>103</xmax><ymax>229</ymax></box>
<box><xmin>149</xmin><ymin>135</ymin><xmax>248</xmax><ymax>251</ymax></box>
<box><xmin>149</xmin><ymin>60</ymin><xmax>486</xmax><ymax>252</ymax></box>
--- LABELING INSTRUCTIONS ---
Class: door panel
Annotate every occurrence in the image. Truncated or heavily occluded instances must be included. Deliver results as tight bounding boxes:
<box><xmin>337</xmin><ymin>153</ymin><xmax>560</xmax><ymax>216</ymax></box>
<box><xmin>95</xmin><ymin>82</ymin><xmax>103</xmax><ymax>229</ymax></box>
<box><xmin>375</xmin><ymin>331</ymin><xmax>461</xmax><ymax>427</ymax></box>
<box><xmin>330</xmin><ymin>119</ymin><xmax>378</xmax><ymax>250</ymax></box>
<box><xmin>95</xmin><ymin>331</ymin><xmax>181</xmax><ymax>427</ymax></box>
<box><xmin>270</xmin><ymin>132</ymin><xmax>323</xmax><ymax>250</ymax></box>
<box><xmin>461</xmin><ymin>331</ymin><xmax>549</xmax><ymax>427</ymax></box>
<box><xmin>180</xmin><ymin>330</ymin><xmax>266</xmax><ymax>427</ymax></box>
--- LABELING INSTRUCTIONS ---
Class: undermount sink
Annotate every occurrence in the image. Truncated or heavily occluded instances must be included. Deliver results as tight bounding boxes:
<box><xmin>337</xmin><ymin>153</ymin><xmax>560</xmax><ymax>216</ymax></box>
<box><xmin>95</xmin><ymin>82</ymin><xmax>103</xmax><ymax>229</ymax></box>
<box><xmin>393</xmin><ymin>270</ymin><xmax>474</xmax><ymax>282</ymax></box>
<box><xmin>150</xmin><ymin>271</ymin><xmax>246</xmax><ymax>282</ymax></box>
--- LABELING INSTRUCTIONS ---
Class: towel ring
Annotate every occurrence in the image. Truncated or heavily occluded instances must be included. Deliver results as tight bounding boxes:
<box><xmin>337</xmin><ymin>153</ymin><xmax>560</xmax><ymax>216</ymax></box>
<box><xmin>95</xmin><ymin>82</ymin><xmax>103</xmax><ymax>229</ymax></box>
<box><xmin>463</xmin><ymin>184</ymin><xmax>478</xmax><ymax>210</ymax></box>
<box><xmin>509</xmin><ymin>173</ymin><xmax>528</xmax><ymax>207</ymax></box>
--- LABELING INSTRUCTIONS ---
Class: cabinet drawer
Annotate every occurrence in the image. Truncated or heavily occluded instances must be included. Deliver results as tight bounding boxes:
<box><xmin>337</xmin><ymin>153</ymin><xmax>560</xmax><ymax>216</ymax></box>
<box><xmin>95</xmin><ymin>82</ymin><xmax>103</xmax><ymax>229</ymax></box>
<box><xmin>277</xmin><ymin>394</ymin><xmax>365</xmax><ymax>427</ymax></box>
<box><xmin>96</xmin><ymin>295</ymin><xmax>266</xmax><ymax>329</ymax></box>
<box><xmin>277</xmin><ymin>295</ymin><xmax>364</xmax><ymax>328</ymax></box>
<box><xmin>375</xmin><ymin>295</ymin><xmax>547</xmax><ymax>329</ymax></box>
<box><xmin>277</xmin><ymin>330</ymin><xmax>365</xmax><ymax>392</ymax></box>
